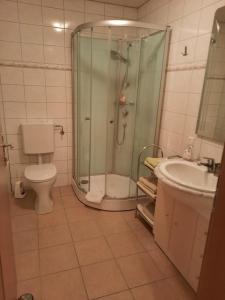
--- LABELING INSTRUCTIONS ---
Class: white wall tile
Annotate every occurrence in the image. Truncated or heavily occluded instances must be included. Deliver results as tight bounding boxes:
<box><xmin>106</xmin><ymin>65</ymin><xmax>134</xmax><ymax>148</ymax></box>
<box><xmin>0</xmin><ymin>41</ymin><xmax>21</xmax><ymax>61</ymax></box>
<box><xmin>2</xmin><ymin>85</ymin><xmax>25</xmax><ymax>102</ymax></box>
<box><xmin>105</xmin><ymin>4</ymin><xmax>123</xmax><ymax>18</ymax></box>
<box><xmin>85</xmin><ymin>1</ymin><xmax>104</xmax><ymax>15</ymax></box>
<box><xmin>0</xmin><ymin>0</ymin><xmax>138</xmax><ymax>187</ymax></box>
<box><xmin>168</xmin><ymin>0</ymin><xmax>185</xmax><ymax>22</ymax></box>
<box><xmin>55</xmin><ymin>160</ymin><xmax>68</xmax><ymax>173</ymax></box>
<box><xmin>42</xmin><ymin>0</ymin><xmax>63</xmax><ymax>9</ymax></box>
<box><xmin>23</xmin><ymin>68</ymin><xmax>45</xmax><ymax>85</ymax></box>
<box><xmin>47</xmin><ymin>102</ymin><xmax>67</xmax><ymax>118</ymax></box>
<box><xmin>42</xmin><ymin>7</ymin><xmax>64</xmax><ymax>27</ymax></box>
<box><xmin>0</xmin><ymin>0</ymin><xmax>18</xmax><ymax>22</ymax></box>
<box><xmin>64</xmin><ymin>10</ymin><xmax>84</xmax><ymax>29</ymax></box>
<box><xmin>21</xmin><ymin>44</ymin><xmax>44</xmax><ymax>62</ymax></box>
<box><xmin>18</xmin><ymin>0</ymin><xmax>41</xmax><ymax>5</ymax></box>
<box><xmin>53</xmin><ymin>147</ymin><xmax>68</xmax><ymax>161</ymax></box>
<box><xmin>5</xmin><ymin>119</ymin><xmax>25</xmax><ymax>135</ymax></box>
<box><xmin>18</xmin><ymin>3</ymin><xmax>43</xmax><ymax>25</ymax></box>
<box><xmin>20</xmin><ymin>24</ymin><xmax>43</xmax><ymax>44</ymax></box>
<box><xmin>46</xmin><ymin>86</ymin><xmax>66</xmax><ymax>102</ymax></box>
<box><xmin>26</xmin><ymin>102</ymin><xmax>47</xmax><ymax>118</ymax></box>
<box><xmin>4</xmin><ymin>102</ymin><xmax>26</xmax><ymax>118</ymax></box>
<box><xmin>43</xmin><ymin>27</ymin><xmax>64</xmax><ymax>46</ymax></box>
<box><xmin>0</xmin><ymin>67</ymin><xmax>23</xmax><ymax>85</ymax></box>
<box><xmin>44</xmin><ymin>45</ymin><xmax>65</xmax><ymax>64</ymax></box>
<box><xmin>25</xmin><ymin>86</ymin><xmax>46</xmax><ymax>102</ymax></box>
<box><xmin>0</xmin><ymin>21</ymin><xmax>20</xmax><ymax>42</ymax></box>
<box><xmin>139</xmin><ymin>0</ymin><xmax>225</xmax><ymax>161</ymax></box>
<box><xmin>45</xmin><ymin>69</ymin><xmax>65</xmax><ymax>86</ymax></box>
<box><xmin>123</xmin><ymin>7</ymin><xmax>137</xmax><ymax>20</ymax></box>
<box><xmin>64</xmin><ymin>0</ymin><xmax>85</xmax><ymax>12</ymax></box>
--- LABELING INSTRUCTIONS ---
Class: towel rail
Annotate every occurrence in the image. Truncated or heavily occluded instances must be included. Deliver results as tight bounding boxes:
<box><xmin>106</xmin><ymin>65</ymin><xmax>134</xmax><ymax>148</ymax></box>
<box><xmin>135</xmin><ymin>144</ymin><xmax>163</xmax><ymax>225</ymax></box>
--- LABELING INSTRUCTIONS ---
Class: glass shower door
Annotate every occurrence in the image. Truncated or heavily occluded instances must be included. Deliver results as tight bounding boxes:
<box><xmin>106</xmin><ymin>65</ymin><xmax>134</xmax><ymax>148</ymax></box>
<box><xmin>76</xmin><ymin>31</ymin><xmax>93</xmax><ymax>193</ymax></box>
<box><xmin>131</xmin><ymin>30</ymin><xmax>168</xmax><ymax>182</ymax></box>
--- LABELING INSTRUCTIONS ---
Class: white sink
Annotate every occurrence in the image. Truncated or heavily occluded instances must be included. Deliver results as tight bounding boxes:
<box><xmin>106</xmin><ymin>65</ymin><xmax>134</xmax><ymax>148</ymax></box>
<box><xmin>156</xmin><ymin>159</ymin><xmax>218</xmax><ymax>196</ymax></box>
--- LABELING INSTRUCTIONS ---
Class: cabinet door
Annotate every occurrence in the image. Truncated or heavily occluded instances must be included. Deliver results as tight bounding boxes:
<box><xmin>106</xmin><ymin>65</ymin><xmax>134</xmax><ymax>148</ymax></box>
<box><xmin>154</xmin><ymin>183</ymin><xmax>174</xmax><ymax>253</ymax></box>
<box><xmin>188</xmin><ymin>215</ymin><xmax>209</xmax><ymax>291</ymax></box>
<box><xmin>168</xmin><ymin>201</ymin><xmax>198</xmax><ymax>276</ymax></box>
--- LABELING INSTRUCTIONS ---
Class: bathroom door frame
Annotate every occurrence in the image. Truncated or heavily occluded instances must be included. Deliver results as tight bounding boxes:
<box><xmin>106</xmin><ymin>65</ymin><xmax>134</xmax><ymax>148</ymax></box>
<box><xmin>0</xmin><ymin>114</ymin><xmax>17</xmax><ymax>300</ymax></box>
<box><xmin>197</xmin><ymin>143</ymin><xmax>225</xmax><ymax>300</ymax></box>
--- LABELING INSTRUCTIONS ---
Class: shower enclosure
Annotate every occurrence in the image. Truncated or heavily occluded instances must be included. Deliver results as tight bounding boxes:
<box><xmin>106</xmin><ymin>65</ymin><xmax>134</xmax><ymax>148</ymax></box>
<box><xmin>72</xmin><ymin>20</ymin><xmax>170</xmax><ymax>211</ymax></box>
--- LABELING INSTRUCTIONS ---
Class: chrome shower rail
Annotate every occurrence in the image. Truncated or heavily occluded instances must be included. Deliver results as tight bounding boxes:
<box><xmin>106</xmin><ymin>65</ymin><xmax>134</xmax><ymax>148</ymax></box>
<box><xmin>72</xmin><ymin>19</ymin><xmax>169</xmax><ymax>36</ymax></box>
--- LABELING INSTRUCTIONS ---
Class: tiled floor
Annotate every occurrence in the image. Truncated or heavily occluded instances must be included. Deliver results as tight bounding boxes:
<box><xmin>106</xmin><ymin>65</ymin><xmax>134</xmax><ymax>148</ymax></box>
<box><xmin>11</xmin><ymin>186</ymin><xmax>196</xmax><ymax>300</ymax></box>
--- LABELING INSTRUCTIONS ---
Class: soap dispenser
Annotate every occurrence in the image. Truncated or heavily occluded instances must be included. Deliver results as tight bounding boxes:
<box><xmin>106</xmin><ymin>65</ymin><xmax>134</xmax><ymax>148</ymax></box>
<box><xmin>182</xmin><ymin>136</ymin><xmax>195</xmax><ymax>161</ymax></box>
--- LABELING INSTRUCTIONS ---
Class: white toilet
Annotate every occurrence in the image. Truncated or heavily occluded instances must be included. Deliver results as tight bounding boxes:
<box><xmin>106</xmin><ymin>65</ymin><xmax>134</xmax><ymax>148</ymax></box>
<box><xmin>21</xmin><ymin>122</ymin><xmax>57</xmax><ymax>214</ymax></box>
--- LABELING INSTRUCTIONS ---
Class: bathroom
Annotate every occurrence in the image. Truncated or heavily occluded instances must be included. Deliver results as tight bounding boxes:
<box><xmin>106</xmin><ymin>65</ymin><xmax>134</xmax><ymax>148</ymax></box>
<box><xmin>0</xmin><ymin>0</ymin><xmax>225</xmax><ymax>299</ymax></box>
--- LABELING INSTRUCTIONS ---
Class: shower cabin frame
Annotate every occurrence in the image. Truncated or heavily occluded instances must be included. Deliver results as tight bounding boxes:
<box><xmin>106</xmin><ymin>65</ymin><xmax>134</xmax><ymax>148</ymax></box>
<box><xmin>71</xmin><ymin>20</ymin><xmax>171</xmax><ymax>211</ymax></box>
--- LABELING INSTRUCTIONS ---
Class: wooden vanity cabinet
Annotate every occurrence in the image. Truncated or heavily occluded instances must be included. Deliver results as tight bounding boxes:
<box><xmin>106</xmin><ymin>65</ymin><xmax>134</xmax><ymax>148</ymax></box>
<box><xmin>154</xmin><ymin>181</ymin><xmax>210</xmax><ymax>292</ymax></box>
<box><xmin>153</xmin><ymin>183</ymin><xmax>174</xmax><ymax>253</ymax></box>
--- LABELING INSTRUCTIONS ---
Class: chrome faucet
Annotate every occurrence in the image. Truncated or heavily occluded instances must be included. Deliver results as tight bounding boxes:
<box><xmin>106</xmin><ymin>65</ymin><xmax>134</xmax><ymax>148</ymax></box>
<box><xmin>198</xmin><ymin>157</ymin><xmax>215</xmax><ymax>173</ymax></box>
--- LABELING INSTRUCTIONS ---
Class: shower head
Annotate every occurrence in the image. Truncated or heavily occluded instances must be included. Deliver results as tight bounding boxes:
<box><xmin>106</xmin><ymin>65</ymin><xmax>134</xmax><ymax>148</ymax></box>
<box><xmin>110</xmin><ymin>50</ymin><xmax>128</xmax><ymax>64</ymax></box>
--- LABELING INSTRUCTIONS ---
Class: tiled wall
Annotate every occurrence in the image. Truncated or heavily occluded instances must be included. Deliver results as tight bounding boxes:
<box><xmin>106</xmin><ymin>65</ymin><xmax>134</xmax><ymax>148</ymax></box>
<box><xmin>138</xmin><ymin>0</ymin><xmax>225</xmax><ymax>162</ymax></box>
<box><xmin>0</xmin><ymin>0</ymin><xmax>137</xmax><ymax>188</ymax></box>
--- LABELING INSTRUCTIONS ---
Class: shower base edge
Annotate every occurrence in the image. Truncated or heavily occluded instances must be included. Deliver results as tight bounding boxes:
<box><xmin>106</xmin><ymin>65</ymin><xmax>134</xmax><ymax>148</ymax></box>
<box><xmin>71</xmin><ymin>178</ymin><xmax>137</xmax><ymax>211</ymax></box>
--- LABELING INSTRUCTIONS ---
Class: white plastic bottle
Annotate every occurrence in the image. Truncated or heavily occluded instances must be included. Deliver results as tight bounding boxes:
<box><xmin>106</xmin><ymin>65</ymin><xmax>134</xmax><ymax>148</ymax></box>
<box><xmin>182</xmin><ymin>136</ymin><xmax>195</xmax><ymax>161</ymax></box>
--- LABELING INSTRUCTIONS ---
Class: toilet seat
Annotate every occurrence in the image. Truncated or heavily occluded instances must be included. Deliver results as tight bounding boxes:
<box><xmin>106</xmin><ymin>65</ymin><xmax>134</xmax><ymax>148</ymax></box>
<box><xmin>25</xmin><ymin>163</ymin><xmax>57</xmax><ymax>183</ymax></box>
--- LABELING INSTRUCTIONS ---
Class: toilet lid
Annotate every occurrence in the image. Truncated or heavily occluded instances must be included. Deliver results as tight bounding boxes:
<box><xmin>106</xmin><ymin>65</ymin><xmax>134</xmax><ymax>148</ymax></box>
<box><xmin>24</xmin><ymin>163</ymin><xmax>57</xmax><ymax>182</ymax></box>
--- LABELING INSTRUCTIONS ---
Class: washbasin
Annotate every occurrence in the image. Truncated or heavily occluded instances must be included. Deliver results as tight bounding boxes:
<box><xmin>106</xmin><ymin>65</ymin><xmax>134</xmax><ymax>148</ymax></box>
<box><xmin>156</xmin><ymin>159</ymin><xmax>218</xmax><ymax>195</ymax></box>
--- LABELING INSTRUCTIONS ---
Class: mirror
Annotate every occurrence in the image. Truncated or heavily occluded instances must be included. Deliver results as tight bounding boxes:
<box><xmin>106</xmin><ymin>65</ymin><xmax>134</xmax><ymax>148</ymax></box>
<box><xmin>197</xmin><ymin>6</ymin><xmax>225</xmax><ymax>144</ymax></box>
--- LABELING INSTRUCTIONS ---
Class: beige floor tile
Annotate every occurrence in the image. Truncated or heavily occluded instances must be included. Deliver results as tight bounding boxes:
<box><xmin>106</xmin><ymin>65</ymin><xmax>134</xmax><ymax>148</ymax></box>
<box><xmin>51</xmin><ymin>187</ymin><xmax>60</xmax><ymax>198</ymax></box>
<box><xmin>15</xmin><ymin>251</ymin><xmax>39</xmax><ymax>281</ymax></box>
<box><xmin>38</xmin><ymin>224</ymin><xmax>72</xmax><ymax>248</ymax></box>
<box><xmin>106</xmin><ymin>231</ymin><xmax>144</xmax><ymax>258</ymax></box>
<box><xmin>52</xmin><ymin>196</ymin><xmax>63</xmax><ymax>209</ymax></box>
<box><xmin>99</xmin><ymin>290</ymin><xmax>133</xmax><ymax>300</ymax></box>
<box><xmin>41</xmin><ymin>268</ymin><xmax>87</xmax><ymax>300</ymax></box>
<box><xmin>123</xmin><ymin>211</ymin><xmax>148</xmax><ymax>231</ymax></box>
<box><xmin>117</xmin><ymin>252</ymin><xmax>164</xmax><ymax>288</ymax></box>
<box><xmin>133</xmin><ymin>226</ymin><xmax>157</xmax><ymax>251</ymax></box>
<box><xmin>96</xmin><ymin>214</ymin><xmax>130</xmax><ymax>235</ymax></box>
<box><xmin>75</xmin><ymin>237</ymin><xmax>113</xmax><ymax>266</ymax></box>
<box><xmin>149</xmin><ymin>248</ymin><xmax>178</xmax><ymax>277</ymax></box>
<box><xmin>81</xmin><ymin>260</ymin><xmax>127</xmax><ymax>299</ymax></box>
<box><xmin>62</xmin><ymin>194</ymin><xmax>83</xmax><ymax>208</ymax></box>
<box><xmin>13</xmin><ymin>230</ymin><xmax>38</xmax><ymax>254</ymax></box>
<box><xmin>10</xmin><ymin>193</ymin><xmax>35</xmax><ymax>216</ymax></box>
<box><xmin>60</xmin><ymin>185</ymin><xmax>75</xmax><ymax>196</ymax></box>
<box><xmin>69</xmin><ymin>219</ymin><xmax>102</xmax><ymax>242</ymax></box>
<box><xmin>65</xmin><ymin>206</ymin><xmax>94</xmax><ymax>222</ymax></box>
<box><xmin>40</xmin><ymin>244</ymin><xmax>78</xmax><ymax>275</ymax></box>
<box><xmin>11</xmin><ymin>214</ymin><xmax>37</xmax><ymax>233</ymax></box>
<box><xmin>17</xmin><ymin>277</ymin><xmax>41</xmax><ymax>300</ymax></box>
<box><xmin>165</xmin><ymin>277</ymin><xmax>196</xmax><ymax>300</ymax></box>
<box><xmin>131</xmin><ymin>277</ymin><xmax>196</xmax><ymax>300</ymax></box>
<box><xmin>38</xmin><ymin>209</ymin><xmax>67</xmax><ymax>228</ymax></box>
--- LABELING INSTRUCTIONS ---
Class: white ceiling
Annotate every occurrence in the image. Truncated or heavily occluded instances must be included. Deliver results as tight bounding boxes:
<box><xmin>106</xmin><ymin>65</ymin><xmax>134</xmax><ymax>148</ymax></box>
<box><xmin>90</xmin><ymin>0</ymin><xmax>147</xmax><ymax>8</ymax></box>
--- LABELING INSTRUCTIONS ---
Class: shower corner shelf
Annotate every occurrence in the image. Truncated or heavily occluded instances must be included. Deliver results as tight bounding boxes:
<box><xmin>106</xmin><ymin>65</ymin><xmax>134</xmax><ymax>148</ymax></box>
<box><xmin>136</xmin><ymin>144</ymin><xmax>163</xmax><ymax>228</ymax></box>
